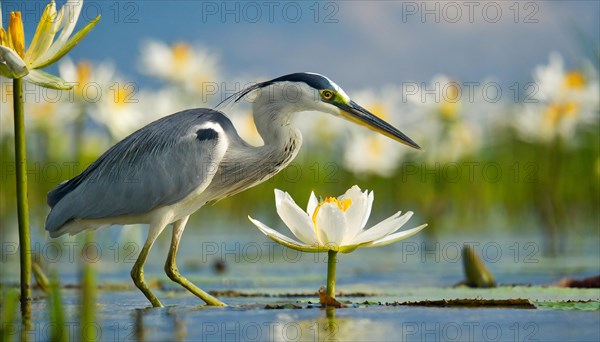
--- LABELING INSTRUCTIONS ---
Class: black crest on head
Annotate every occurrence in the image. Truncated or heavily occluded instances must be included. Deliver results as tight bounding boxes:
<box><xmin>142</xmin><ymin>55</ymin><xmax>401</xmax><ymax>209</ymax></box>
<box><xmin>262</xmin><ymin>73</ymin><xmax>333</xmax><ymax>91</ymax></box>
<box><xmin>216</xmin><ymin>73</ymin><xmax>334</xmax><ymax>108</ymax></box>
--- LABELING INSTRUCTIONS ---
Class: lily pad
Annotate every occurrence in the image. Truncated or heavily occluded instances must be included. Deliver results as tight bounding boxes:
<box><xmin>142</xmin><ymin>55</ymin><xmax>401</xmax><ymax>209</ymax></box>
<box><xmin>388</xmin><ymin>298</ymin><xmax>536</xmax><ymax>309</ymax></box>
<box><xmin>535</xmin><ymin>300</ymin><xmax>600</xmax><ymax>311</ymax></box>
<box><xmin>264</xmin><ymin>303</ymin><xmax>303</xmax><ymax>309</ymax></box>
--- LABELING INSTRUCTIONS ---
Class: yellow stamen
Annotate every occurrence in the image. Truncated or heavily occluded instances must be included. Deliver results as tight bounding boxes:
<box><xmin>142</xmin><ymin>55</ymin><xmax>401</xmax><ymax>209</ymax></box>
<box><xmin>112</xmin><ymin>84</ymin><xmax>133</xmax><ymax>108</ymax></box>
<box><xmin>370</xmin><ymin>102</ymin><xmax>387</xmax><ymax>120</ymax></box>
<box><xmin>74</xmin><ymin>61</ymin><xmax>93</xmax><ymax>96</ymax></box>
<box><xmin>368</xmin><ymin>136</ymin><xmax>382</xmax><ymax>156</ymax></box>
<box><xmin>563</xmin><ymin>71</ymin><xmax>585</xmax><ymax>90</ymax></box>
<box><xmin>0</xmin><ymin>28</ymin><xmax>8</xmax><ymax>47</ymax></box>
<box><xmin>439</xmin><ymin>83</ymin><xmax>460</xmax><ymax>121</ymax></box>
<box><xmin>76</xmin><ymin>61</ymin><xmax>92</xmax><ymax>84</ymax></box>
<box><xmin>172</xmin><ymin>42</ymin><xmax>191</xmax><ymax>67</ymax></box>
<box><xmin>544</xmin><ymin>101</ymin><xmax>580</xmax><ymax>128</ymax></box>
<box><xmin>8</xmin><ymin>12</ymin><xmax>25</xmax><ymax>58</ymax></box>
<box><xmin>439</xmin><ymin>101</ymin><xmax>459</xmax><ymax>121</ymax></box>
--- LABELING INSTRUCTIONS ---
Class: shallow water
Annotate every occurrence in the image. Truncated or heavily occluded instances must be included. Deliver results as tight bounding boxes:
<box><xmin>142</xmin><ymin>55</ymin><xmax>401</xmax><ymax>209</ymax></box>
<box><xmin>11</xmin><ymin>287</ymin><xmax>600</xmax><ymax>342</ymax></box>
<box><xmin>2</xmin><ymin>224</ymin><xmax>599</xmax><ymax>341</ymax></box>
<box><xmin>3</xmin><ymin>222</ymin><xmax>598</xmax><ymax>287</ymax></box>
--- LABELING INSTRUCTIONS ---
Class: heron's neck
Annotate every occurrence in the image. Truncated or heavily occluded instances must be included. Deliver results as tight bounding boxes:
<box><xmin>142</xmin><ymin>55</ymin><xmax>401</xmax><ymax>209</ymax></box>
<box><xmin>252</xmin><ymin>97</ymin><xmax>300</xmax><ymax>148</ymax></box>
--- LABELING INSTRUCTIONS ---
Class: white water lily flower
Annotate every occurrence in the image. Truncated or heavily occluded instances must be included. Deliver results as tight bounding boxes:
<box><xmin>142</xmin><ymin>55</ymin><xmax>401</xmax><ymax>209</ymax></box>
<box><xmin>139</xmin><ymin>40</ymin><xmax>220</xmax><ymax>94</ymax></box>
<box><xmin>515</xmin><ymin>53</ymin><xmax>599</xmax><ymax>144</ymax></box>
<box><xmin>342</xmin><ymin>89</ymin><xmax>410</xmax><ymax>177</ymax></box>
<box><xmin>407</xmin><ymin>75</ymin><xmax>484</xmax><ymax>164</ymax></box>
<box><xmin>249</xmin><ymin>185</ymin><xmax>427</xmax><ymax>253</ymax></box>
<box><xmin>0</xmin><ymin>0</ymin><xmax>99</xmax><ymax>89</ymax></box>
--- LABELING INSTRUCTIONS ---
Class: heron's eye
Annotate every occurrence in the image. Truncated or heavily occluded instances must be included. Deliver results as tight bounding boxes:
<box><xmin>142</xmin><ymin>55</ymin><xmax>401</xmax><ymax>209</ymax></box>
<box><xmin>321</xmin><ymin>90</ymin><xmax>334</xmax><ymax>100</ymax></box>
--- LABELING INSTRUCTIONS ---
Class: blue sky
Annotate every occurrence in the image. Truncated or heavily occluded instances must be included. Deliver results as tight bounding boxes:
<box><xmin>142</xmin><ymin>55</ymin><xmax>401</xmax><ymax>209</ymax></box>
<box><xmin>4</xmin><ymin>0</ymin><xmax>600</xmax><ymax>90</ymax></box>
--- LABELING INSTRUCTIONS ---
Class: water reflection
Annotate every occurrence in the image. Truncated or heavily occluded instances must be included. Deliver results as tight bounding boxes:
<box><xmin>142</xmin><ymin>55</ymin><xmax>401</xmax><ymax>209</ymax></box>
<box><xmin>133</xmin><ymin>306</ymin><xmax>188</xmax><ymax>341</ymax></box>
<box><xmin>271</xmin><ymin>307</ymin><xmax>397</xmax><ymax>342</ymax></box>
<box><xmin>134</xmin><ymin>308</ymin><xmax>146</xmax><ymax>341</ymax></box>
<box><xmin>167</xmin><ymin>307</ymin><xmax>187</xmax><ymax>341</ymax></box>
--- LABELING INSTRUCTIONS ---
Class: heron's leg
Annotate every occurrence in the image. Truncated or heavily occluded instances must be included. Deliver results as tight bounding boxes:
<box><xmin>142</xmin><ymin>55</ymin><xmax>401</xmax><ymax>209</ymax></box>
<box><xmin>164</xmin><ymin>216</ymin><xmax>227</xmax><ymax>306</ymax></box>
<box><xmin>131</xmin><ymin>222</ymin><xmax>167</xmax><ymax>308</ymax></box>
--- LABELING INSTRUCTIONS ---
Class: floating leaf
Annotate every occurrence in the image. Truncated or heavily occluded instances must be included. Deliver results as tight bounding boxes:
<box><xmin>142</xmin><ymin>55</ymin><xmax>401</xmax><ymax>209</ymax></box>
<box><xmin>264</xmin><ymin>303</ymin><xmax>303</xmax><ymax>309</ymax></box>
<box><xmin>535</xmin><ymin>300</ymin><xmax>600</xmax><ymax>311</ymax></box>
<box><xmin>388</xmin><ymin>298</ymin><xmax>536</xmax><ymax>309</ymax></box>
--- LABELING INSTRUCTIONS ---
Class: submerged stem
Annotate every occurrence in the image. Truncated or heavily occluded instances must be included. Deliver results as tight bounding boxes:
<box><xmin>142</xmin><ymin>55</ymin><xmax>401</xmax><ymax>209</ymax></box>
<box><xmin>13</xmin><ymin>77</ymin><xmax>31</xmax><ymax>319</ymax></box>
<box><xmin>326</xmin><ymin>250</ymin><xmax>338</xmax><ymax>298</ymax></box>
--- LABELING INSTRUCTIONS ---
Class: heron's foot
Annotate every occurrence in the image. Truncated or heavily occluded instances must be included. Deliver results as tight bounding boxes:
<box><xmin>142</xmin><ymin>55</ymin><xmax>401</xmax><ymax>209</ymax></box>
<box><xmin>131</xmin><ymin>265</ymin><xmax>164</xmax><ymax>308</ymax></box>
<box><xmin>165</xmin><ymin>265</ymin><xmax>227</xmax><ymax>307</ymax></box>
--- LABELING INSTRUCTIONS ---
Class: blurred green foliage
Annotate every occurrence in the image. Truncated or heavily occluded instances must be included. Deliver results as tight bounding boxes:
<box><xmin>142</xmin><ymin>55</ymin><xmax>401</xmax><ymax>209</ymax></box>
<box><xmin>0</xmin><ymin>48</ymin><xmax>598</xmax><ymax>257</ymax></box>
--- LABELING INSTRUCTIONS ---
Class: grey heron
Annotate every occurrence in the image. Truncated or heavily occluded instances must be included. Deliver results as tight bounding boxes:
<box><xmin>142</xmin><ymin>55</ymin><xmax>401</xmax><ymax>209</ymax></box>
<box><xmin>45</xmin><ymin>72</ymin><xmax>420</xmax><ymax>307</ymax></box>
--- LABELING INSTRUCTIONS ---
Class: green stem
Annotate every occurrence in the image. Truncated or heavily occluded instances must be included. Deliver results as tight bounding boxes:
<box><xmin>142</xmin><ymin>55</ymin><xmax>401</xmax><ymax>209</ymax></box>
<box><xmin>13</xmin><ymin>78</ymin><xmax>31</xmax><ymax>318</ymax></box>
<box><xmin>81</xmin><ymin>232</ymin><xmax>96</xmax><ymax>342</ymax></box>
<box><xmin>326</xmin><ymin>250</ymin><xmax>337</xmax><ymax>298</ymax></box>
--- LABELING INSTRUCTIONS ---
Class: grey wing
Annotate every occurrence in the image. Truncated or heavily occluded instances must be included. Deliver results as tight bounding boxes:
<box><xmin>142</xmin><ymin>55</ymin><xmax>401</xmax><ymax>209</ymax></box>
<box><xmin>45</xmin><ymin>109</ymin><xmax>230</xmax><ymax>232</ymax></box>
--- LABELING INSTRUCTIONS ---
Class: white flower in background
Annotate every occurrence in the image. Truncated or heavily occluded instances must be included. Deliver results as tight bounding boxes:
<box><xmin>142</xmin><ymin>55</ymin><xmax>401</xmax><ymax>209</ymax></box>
<box><xmin>139</xmin><ymin>40</ymin><xmax>220</xmax><ymax>95</ymax></box>
<box><xmin>408</xmin><ymin>75</ymin><xmax>483</xmax><ymax>164</ymax></box>
<box><xmin>0</xmin><ymin>78</ymin><xmax>73</xmax><ymax>146</ymax></box>
<box><xmin>92</xmin><ymin>84</ymin><xmax>149</xmax><ymax>140</ymax></box>
<box><xmin>59</xmin><ymin>58</ymin><xmax>133</xmax><ymax>139</ymax></box>
<box><xmin>0</xmin><ymin>0</ymin><xmax>99</xmax><ymax>89</ymax></box>
<box><xmin>26</xmin><ymin>96</ymin><xmax>79</xmax><ymax>159</ymax></box>
<box><xmin>249</xmin><ymin>185</ymin><xmax>427</xmax><ymax>253</ymax></box>
<box><xmin>58</xmin><ymin>58</ymin><xmax>116</xmax><ymax>101</ymax></box>
<box><xmin>58</xmin><ymin>58</ymin><xmax>170</xmax><ymax>141</ymax></box>
<box><xmin>342</xmin><ymin>87</ymin><xmax>415</xmax><ymax>177</ymax></box>
<box><xmin>515</xmin><ymin>53</ymin><xmax>599</xmax><ymax>144</ymax></box>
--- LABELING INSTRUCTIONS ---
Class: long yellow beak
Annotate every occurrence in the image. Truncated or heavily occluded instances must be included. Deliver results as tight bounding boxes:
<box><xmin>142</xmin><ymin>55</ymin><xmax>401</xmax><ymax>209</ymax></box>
<box><xmin>338</xmin><ymin>100</ymin><xmax>421</xmax><ymax>149</ymax></box>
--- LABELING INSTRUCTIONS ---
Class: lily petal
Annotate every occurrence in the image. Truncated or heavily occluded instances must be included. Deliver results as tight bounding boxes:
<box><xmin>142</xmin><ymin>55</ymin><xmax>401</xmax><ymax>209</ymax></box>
<box><xmin>306</xmin><ymin>191</ymin><xmax>319</xmax><ymax>216</ymax></box>
<box><xmin>315</xmin><ymin>202</ymin><xmax>347</xmax><ymax>250</ymax></box>
<box><xmin>352</xmin><ymin>211</ymin><xmax>414</xmax><ymax>245</ymax></box>
<box><xmin>40</xmin><ymin>0</ymin><xmax>82</xmax><ymax>60</ymax></box>
<box><xmin>364</xmin><ymin>224</ymin><xmax>428</xmax><ymax>248</ymax></box>
<box><xmin>248</xmin><ymin>216</ymin><xmax>321</xmax><ymax>253</ymax></box>
<box><xmin>363</xmin><ymin>190</ymin><xmax>374</xmax><ymax>228</ymax></box>
<box><xmin>339</xmin><ymin>186</ymin><xmax>372</xmax><ymax>243</ymax></box>
<box><xmin>24</xmin><ymin>69</ymin><xmax>73</xmax><ymax>90</ymax></box>
<box><xmin>338</xmin><ymin>243</ymin><xmax>363</xmax><ymax>254</ymax></box>
<box><xmin>0</xmin><ymin>45</ymin><xmax>29</xmax><ymax>78</ymax></box>
<box><xmin>25</xmin><ymin>1</ymin><xmax>59</xmax><ymax>64</ymax></box>
<box><xmin>275</xmin><ymin>190</ymin><xmax>319</xmax><ymax>245</ymax></box>
<box><xmin>32</xmin><ymin>13</ymin><xmax>100</xmax><ymax>69</ymax></box>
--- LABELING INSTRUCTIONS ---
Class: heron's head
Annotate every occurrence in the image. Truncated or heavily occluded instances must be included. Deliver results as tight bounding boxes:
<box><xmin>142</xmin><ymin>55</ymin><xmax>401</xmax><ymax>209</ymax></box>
<box><xmin>226</xmin><ymin>72</ymin><xmax>420</xmax><ymax>149</ymax></box>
